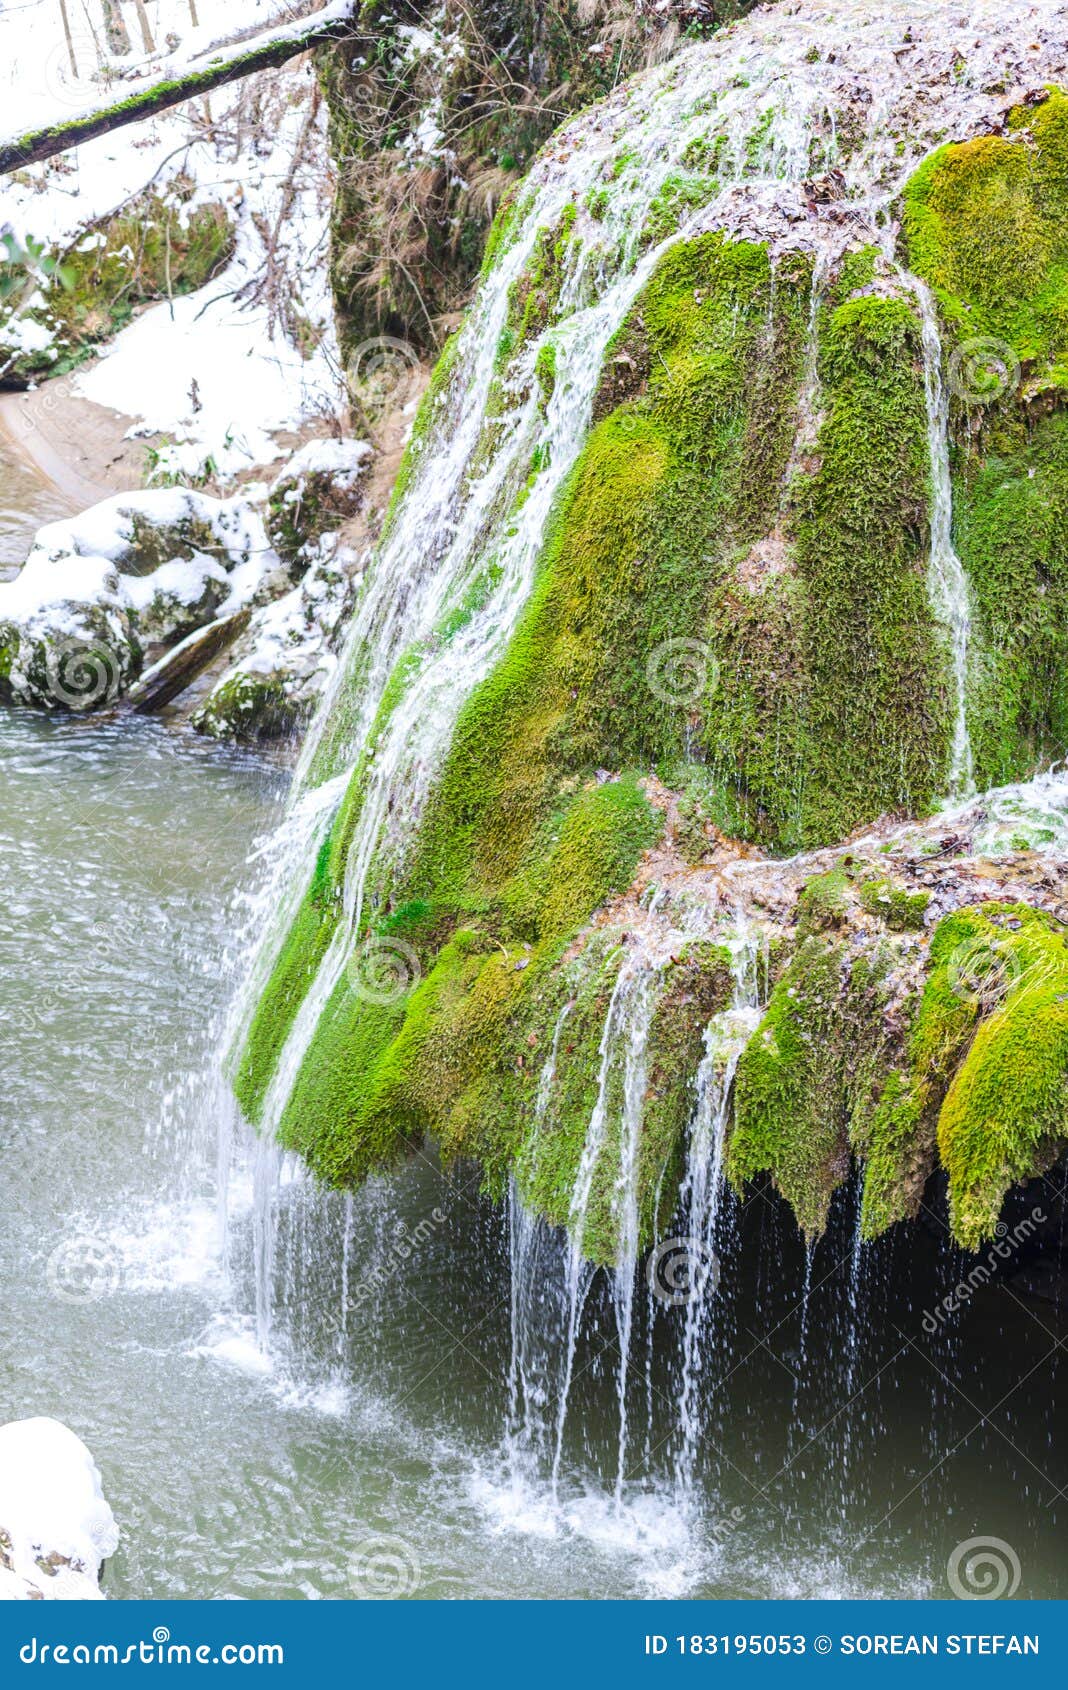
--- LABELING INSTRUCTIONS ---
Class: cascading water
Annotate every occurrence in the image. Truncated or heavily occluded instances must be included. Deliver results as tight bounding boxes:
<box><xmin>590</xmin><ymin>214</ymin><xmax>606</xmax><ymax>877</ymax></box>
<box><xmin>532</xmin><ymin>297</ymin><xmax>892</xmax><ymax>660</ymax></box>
<box><xmin>909</xmin><ymin>275</ymin><xmax>976</xmax><ymax>798</ymax></box>
<box><xmin>246</xmin><ymin>0</ymin><xmax>1061</xmax><ymax>1151</ymax></box>
<box><xmin>674</xmin><ymin>926</ymin><xmax>764</xmax><ymax>1501</ymax></box>
<box><xmin>209</xmin><ymin>0</ymin><xmax>1068</xmax><ymax>1592</ymax></box>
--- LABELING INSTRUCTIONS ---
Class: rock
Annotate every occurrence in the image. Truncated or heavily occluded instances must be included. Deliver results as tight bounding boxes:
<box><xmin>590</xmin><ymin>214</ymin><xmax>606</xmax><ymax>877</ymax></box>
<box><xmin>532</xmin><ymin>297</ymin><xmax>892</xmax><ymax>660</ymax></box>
<box><xmin>128</xmin><ymin>607</ymin><xmax>253</xmax><ymax>714</ymax></box>
<box><xmin>0</xmin><ymin>489</ymin><xmax>282</xmax><ymax>712</ymax></box>
<box><xmin>192</xmin><ymin>536</ymin><xmax>360</xmax><ymax>741</ymax></box>
<box><xmin>0</xmin><ymin>1418</ymin><xmax>118</xmax><ymax>1600</ymax></box>
<box><xmin>265</xmin><ymin>438</ymin><xmax>372</xmax><ymax>569</ymax></box>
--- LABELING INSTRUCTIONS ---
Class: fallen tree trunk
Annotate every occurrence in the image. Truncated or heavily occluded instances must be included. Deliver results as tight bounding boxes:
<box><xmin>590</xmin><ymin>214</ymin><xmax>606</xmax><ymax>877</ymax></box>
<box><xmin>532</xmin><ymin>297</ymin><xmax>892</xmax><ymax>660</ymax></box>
<box><xmin>128</xmin><ymin>608</ymin><xmax>252</xmax><ymax>714</ymax></box>
<box><xmin>0</xmin><ymin>2</ymin><xmax>355</xmax><ymax>176</ymax></box>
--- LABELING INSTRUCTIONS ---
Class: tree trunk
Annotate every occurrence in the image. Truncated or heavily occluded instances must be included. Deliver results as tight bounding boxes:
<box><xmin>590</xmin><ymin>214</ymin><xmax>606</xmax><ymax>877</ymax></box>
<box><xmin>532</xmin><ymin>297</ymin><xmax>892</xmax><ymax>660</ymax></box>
<box><xmin>188</xmin><ymin>1</ymin><xmax>201</xmax><ymax>25</ymax></box>
<box><xmin>101</xmin><ymin>1</ymin><xmax>131</xmax><ymax>55</ymax></box>
<box><xmin>130</xmin><ymin>0</ymin><xmax>156</xmax><ymax>54</ymax></box>
<box><xmin>0</xmin><ymin>7</ymin><xmax>354</xmax><ymax>176</ymax></box>
<box><xmin>58</xmin><ymin>0</ymin><xmax>78</xmax><ymax>79</ymax></box>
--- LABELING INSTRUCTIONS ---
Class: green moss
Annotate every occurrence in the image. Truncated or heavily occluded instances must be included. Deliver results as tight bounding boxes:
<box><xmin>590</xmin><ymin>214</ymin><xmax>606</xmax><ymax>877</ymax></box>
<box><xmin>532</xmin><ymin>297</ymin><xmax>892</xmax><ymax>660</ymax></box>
<box><xmin>858</xmin><ymin>903</ymin><xmax>1068</xmax><ymax>1246</ymax></box>
<box><xmin>858</xmin><ymin>875</ymin><xmax>931</xmax><ymax>932</ymax></box>
<box><xmin>902</xmin><ymin>93</ymin><xmax>1068</xmax><ymax>791</ymax></box>
<box><xmin>707</xmin><ymin>293</ymin><xmax>951</xmax><ymax>847</ymax></box>
<box><xmin>954</xmin><ymin>412</ymin><xmax>1068</xmax><ymax>787</ymax></box>
<box><xmin>796</xmin><ymin>867</ymin><xmax>851</xmax><ymax>936</ymax></box>
<box><xmin>504</xmin><ymin>203</ymin><xmax>579</xmax><ymax>349</ymax></box>
<box><xmin>728</xmin><ymin>937</ymin><xmax>897</xmax><ymax>1236</ymax></box>
<box><xmin>903</xmin><ymin>93</ymin><xmax>1068</xmax><ymax>384</ymax></box>
<box><xmin>1</xmin><ymin>192</ymin><xmax>233</xmax><ymax>382</ymax></box>
<box><xmin>192</xmin><ymin>674</ymin><xmax>300</xmax><ymax>743</ymax></box>
<box><xmin>641</xmin><ymin>171</ymin><xmax>720</xmax><ymax>248</ymax></box>
<box><xmin>936</xmin><ymin>904</ymin><xmax>1068</xmax><ymax>1247</ymax></box>
<box><xmin>234</xmin><ymin>830</ymin><xmax>341</xmax><ymax>1121</ymax></box>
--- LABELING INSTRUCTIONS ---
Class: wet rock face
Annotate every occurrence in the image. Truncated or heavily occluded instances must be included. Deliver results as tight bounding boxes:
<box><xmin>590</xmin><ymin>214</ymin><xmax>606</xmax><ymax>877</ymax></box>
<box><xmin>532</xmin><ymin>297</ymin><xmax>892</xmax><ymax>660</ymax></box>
<box><xmin>242</xmin><ymin>0</ymin><xmax>1068</xmax><ymax>1262</ymax></box>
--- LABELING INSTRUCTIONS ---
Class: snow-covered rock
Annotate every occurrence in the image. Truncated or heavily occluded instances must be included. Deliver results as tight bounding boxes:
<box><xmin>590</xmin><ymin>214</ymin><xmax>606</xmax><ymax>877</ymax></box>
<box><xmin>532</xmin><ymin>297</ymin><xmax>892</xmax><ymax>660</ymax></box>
<box><xmin>265</xmin><ymin>438</ymin><xmax>372</xmax><ymax>566</ymax></box>
<box><xmin>0</xmin><ymin>1418</ymin><xmax>118</xmax><ymax>1601</ymax></box>
<box><xmin>0</xmin><ymin>489</ymin><xmax>284</xmax><ymax>710</ymax></box>
<box><xmin>193</xmin><ymin>534</ymin><xmax>362</xmax><ymax>741</ymax></box>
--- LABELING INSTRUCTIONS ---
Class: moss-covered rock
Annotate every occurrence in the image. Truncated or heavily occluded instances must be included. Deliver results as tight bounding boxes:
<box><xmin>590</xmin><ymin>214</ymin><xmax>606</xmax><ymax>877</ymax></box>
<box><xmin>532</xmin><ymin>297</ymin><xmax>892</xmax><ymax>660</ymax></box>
<box><xmin>904</xmin><ymin>90</ymin><xmax>1068</xmax><ymax>791</ymax></box>
<box><xmin>239</xmin><ymin>17</ymin><xmax>1068</xmax><ymax>1266</ymax></box>
<box><xmin>0</xmin><ymin>188</ymin><xmax>233</xmax><ymax>386</ymax></box>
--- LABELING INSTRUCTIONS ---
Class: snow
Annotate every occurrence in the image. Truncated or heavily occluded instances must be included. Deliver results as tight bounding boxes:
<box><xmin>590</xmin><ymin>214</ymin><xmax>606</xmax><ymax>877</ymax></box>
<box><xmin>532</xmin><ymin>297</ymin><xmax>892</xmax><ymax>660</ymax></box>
<box><xmin>0</xmin><ymin>4</ymin><xmax>373</xmax><ymax>723</ymax></box>
<box><xmin>273</xmin><ymin>437</ymin><xmax>373</xmax><ymax>488</ymax></box>
<box><xmin>0</xmin><ymin>4</ymin><xmax>346</xmax><ymax>480</ymax></box>
<box><xmin>0</xmin><ymin>1417</ymin><xmax>118</xmax><ymax>1600</ymax></box>
<box><xmin>0</xmin><ymin>487</ymin><xmax>285</xmax><ymax>708</ymax></box>
<box><xmin>0</xmin><ymin>3</ymin><xmax>347</xmax><ymax>139</ymax></box>
<box><xmin>124</xmin><ymin>549</ymin><xmax>229</xmax><ymax>613</ymax></box>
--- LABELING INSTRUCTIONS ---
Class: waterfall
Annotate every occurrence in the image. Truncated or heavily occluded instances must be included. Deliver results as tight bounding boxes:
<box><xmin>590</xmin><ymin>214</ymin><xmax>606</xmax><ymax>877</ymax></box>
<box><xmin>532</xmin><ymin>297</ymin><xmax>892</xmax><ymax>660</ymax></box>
<box><xmin>910</xmin><ymin>275</ymin><xmax>976</xmax><ymax>798</ymax></box>
<box><xmin>239</xmin><ymin>0</ymin><xmax>1052</xmax><ymax>1141</ymax></box>
<box><xmin>609</xmin><ymin>971</ymin><xmax>658</xmax><ymax>1502</ymax></box>
<box><xmin>215</xmin><ymin>0</ymin><xmax>1068</xmax><ymax>1553</ymax></box>
<box><xmin>550</xmin><ymin>965</ymin><xmax>634</xmax><ymax>1499</ymax></box>
<box><xmin>674</xmin><ymin>926</ymin><xmax>764</xmax><ymax>1499</ymax></box>
<box><xmin>506</xmin><ymin>1003</ymin><xmax>572</xmax><ymax>1471</ymax></box>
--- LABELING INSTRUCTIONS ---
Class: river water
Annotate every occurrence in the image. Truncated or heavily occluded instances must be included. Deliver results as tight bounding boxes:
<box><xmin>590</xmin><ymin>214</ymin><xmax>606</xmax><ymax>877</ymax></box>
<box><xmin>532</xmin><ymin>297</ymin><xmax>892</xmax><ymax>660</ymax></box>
<box><xmin>0</xmin><ymin>443</ymin><xmax>1065</xmax><ymax>1600</ymax></box>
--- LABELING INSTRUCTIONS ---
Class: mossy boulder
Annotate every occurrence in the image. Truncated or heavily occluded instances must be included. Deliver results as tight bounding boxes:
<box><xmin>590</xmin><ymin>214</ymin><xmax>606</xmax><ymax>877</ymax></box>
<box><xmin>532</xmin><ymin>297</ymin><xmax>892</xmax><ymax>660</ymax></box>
<box><xmin>264</xmin><ymin>439</ymin><xmax>372</xmax><ymax>569</ymax></box>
